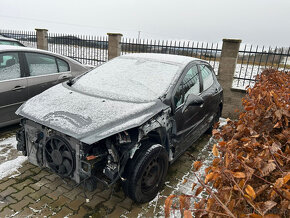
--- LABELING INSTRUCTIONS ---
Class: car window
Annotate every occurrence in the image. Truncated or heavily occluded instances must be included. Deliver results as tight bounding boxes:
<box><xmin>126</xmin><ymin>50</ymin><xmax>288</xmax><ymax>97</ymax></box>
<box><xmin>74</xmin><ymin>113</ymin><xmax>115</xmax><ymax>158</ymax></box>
<box><xmin>174</xmin><ymin>65</ymin><xmax>200</xmax><ymax>108</ymax></box>
<box><xmin>183</xmin><ymin>65</ymin><xmax>200</xmax><ymax>100</ymax></box>
<box><xmin>0</xmin><ymin>52</ymin><xmax>21</xmax><ymax>81</ymax></box>
<box><xmin>25</xmin><ymin>53</ymin><xmax>58</xmax><ymax>76</ymax></box>
<box><xmin>0</xmin><ymin>40</ymin><xmax>23</xmax><ymax>46</ymax></box>
<box><xmin>200</xmin><ymin>64</ymin><xmax>214</xmax><ymax>90</ymax></box>
<box><xmin>57</xmin><ymin>58</ymin><xmax>69</xmax><ymax>72</ymax></box>
<box><xmin>174</xmin><ymin>83</ymin><xmax>184</xmax><ymax>108</ymax></box>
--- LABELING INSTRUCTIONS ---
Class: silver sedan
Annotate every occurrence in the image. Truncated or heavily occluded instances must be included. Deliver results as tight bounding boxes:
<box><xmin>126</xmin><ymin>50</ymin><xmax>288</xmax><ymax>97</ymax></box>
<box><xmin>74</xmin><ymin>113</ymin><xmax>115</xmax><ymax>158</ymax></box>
<box><xmin>0</xmin><ymin>45</ymin><xmax>91</xmax><ymax>127</ymax></box>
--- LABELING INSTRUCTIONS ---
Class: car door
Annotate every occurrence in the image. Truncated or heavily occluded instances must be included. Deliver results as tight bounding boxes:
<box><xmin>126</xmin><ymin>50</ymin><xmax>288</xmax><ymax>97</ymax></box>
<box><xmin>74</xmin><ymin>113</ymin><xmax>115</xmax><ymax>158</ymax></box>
<box><xmin>0</xmin><ymin>51</ymin><xmax>28</xmax><ymax>126</ymax></box>
<box><xmin>24</xmin><ymin>52</ymin><xmax>73</xmax><ymax>99</ymax></box>
<box><xmin>172</xmin><ymin>64</ymin><xmax>204</xmax><ymax>156</ymax></box>
<box><xmin>198</xmin><ymin>64</ymin><xmax>219</xmax><ymax>129</ymax></box>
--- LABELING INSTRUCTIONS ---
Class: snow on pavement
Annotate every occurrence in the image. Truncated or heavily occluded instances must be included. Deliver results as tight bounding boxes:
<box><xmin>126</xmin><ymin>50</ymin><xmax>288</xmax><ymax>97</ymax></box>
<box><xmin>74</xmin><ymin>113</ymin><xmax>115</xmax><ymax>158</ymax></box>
<box><xmin>0</xmin><ymin>135</ymin><xmax>27</xmax><ymax>180</ymax></box>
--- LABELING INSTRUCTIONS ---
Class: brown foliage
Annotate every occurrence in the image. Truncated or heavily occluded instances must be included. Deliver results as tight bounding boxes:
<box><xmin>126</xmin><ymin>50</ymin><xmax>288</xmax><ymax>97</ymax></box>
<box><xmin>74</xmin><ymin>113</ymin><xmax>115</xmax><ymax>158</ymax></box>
<box><xmin>165</xmin><ymin>70</ymin><xmax>290</xmax><ymax>217</ymax></box>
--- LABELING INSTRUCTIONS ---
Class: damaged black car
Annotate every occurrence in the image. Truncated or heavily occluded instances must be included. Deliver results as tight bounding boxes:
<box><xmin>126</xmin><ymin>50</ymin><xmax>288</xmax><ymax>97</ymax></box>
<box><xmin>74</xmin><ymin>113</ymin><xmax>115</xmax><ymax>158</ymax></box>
<box><xmin>16</xmin><ymin>53</ymin><xmax>223</xmax><ymax>203</ymax></box>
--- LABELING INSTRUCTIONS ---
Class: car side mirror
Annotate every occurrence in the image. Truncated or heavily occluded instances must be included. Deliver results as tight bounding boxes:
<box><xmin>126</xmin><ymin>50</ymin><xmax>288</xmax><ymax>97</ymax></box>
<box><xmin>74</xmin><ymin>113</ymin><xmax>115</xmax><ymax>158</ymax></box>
<box><xmin>182</xmin><ymin>94</ymin><xmax>204</xmax><ymax>113</ymax></box>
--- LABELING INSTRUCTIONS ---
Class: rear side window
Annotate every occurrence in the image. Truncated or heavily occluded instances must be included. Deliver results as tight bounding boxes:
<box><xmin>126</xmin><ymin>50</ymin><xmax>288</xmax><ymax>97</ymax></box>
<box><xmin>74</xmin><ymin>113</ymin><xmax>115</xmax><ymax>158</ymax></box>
<box><xmin>57</xmin><ymin>58</ymin><xmax>69</xmax><ymax>72</ymax></box>
<box><xmin>25</xmin><ymin>53</ymin><xmax>58</xmax><ymax>76</ymax></box>
<box><xmin>199</xmin><ymin>65</ymin><xmax>214</xmax><ymax>90</ymax></box>
<box><xmin>0</xmin><ymin>40</ymin><xmax>23</xmax><ymax>46</ymax></box>
<box><xmin>0</xmin><ymin>52</ymin><xmax>21</xmax><ymax>81</ymax></box>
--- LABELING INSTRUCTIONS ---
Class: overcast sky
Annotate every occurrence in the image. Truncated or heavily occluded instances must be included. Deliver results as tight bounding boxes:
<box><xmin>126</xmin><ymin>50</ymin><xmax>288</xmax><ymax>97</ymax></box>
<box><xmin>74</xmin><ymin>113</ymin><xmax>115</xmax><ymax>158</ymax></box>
<box><xmin>0</xmin><ymin>0</ymin><xmax>289</xmax><ymax>46</ymax></box>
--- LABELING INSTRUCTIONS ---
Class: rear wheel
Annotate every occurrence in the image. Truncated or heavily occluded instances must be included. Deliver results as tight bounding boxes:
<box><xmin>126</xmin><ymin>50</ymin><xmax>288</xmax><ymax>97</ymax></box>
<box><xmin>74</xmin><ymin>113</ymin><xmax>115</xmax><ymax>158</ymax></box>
<box><xmin>122</xmin><ymin>143</ymin><xmax>168</xmax><ymax>203</ymax></box>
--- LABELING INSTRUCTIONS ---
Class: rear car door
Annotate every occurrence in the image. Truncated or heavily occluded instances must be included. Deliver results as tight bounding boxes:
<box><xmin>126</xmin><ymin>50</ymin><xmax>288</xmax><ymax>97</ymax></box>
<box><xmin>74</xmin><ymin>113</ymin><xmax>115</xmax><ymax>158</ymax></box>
<box><xmin>198</xmin><ymin>64</ymin><xmax>219</xmax><ymax>129</ymax></box>
<box><xmin>173</xmin><ymin>64</ymin><xmax>203</xmax><ymax>155</ymax></box>
<box><xmin>0</xmin><ymin>51</ymin><xmax>28</xmax><ymax>126</ymax></box>
<box><xmin>24</xmin><ymin>52</ymin><xmax>72</xmax><ymax>99</ymax></box>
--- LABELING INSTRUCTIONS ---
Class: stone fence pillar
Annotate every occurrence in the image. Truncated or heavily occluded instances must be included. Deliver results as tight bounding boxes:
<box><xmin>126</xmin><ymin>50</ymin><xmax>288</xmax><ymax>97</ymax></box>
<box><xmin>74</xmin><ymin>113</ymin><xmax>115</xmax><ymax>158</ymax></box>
<box><xmin>218</xmin><ymin>39</ymin><xmax>243</xmax><ymax>118</ymax></box>
<box><xmin>35</xmin><ymin>28</ymin><xmax>48</xmax><ymax>50</ymax></box>
<box><xmin>107</xmin><ymin>33</ymin><xmax>123</xmax><ymax>60</ymax></box>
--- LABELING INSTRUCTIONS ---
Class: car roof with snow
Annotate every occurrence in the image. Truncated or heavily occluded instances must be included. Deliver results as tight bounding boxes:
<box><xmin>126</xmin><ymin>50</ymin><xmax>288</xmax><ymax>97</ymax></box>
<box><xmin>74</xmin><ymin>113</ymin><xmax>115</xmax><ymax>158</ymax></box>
<box><xmin>121</xmin><ymin>53</ymin><xmax>202</xmax><ymax>67</ymax></box>
<box><xmin>0</xmin><ymin>36</ymin><xmax>21</xmax><ymax>42</ymax></box>
<box><xmin>0</xmin><ymin>45</ymin><xmax>82</xmax><ymax>65</ymax></box>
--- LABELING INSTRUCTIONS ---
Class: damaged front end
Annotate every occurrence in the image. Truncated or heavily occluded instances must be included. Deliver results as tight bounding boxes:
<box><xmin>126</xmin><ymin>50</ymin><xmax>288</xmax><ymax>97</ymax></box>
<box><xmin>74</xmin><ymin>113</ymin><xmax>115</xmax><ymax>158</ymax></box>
<box><xmin>16</xmin><ymin>108</ymin><xmax>172</xmax><ymax>191</ymax></box>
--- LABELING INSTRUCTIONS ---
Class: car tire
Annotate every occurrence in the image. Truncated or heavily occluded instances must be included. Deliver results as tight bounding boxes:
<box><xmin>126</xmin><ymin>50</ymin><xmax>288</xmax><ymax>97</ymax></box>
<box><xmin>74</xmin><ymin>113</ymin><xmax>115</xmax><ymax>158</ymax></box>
<box><xmin>122</xmin><ymin>143</ymin><xmax>168</xmax><ymax>203</ymax></box>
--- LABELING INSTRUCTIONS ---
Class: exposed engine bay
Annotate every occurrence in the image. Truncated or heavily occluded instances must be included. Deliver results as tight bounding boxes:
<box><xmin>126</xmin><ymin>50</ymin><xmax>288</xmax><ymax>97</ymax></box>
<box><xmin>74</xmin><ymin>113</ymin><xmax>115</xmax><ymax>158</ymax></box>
<box><xmin>16</xmin><ymin>109</ymin><xmax>172</xmax><ymax>191</ymax></box>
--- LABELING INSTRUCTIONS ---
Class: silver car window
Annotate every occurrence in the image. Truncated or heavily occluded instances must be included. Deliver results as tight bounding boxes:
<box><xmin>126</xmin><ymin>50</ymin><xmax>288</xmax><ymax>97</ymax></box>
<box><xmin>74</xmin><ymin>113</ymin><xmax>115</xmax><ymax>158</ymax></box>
<box><xmin>57</xmin><ymin>58</ymin><xmax>69</xmax><ymax>72</ymax></box>
<box><xmin>0</xmin><ymin>52</ymin><xmax>21</xmax><ymax>81</ymax></box>
<box><xmin>183</xmin><ymin>65</ymin><xmax>200</xmax><ymax>100</ymax></box>
<box><xmin>25</xmin><ymin>53</ymin><xmax>58</xmax><ymax>76</ymax></box>
<box><xmin>200</xmin><ymin>65</ymin><xmax>214</xmax><ymax>90</ymax></box>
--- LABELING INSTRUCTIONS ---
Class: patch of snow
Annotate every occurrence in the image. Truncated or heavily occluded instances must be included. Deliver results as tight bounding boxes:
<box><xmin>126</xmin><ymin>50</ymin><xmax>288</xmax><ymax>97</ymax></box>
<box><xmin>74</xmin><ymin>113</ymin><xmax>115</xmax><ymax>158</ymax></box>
<box><xmin>122</xmin><ymin>53</ymin><xmax>200</xmax><ymax>65</ymax></box>
<box><xmin>17</xmin><ymin>84</ymin><xmax>164</xmax><ymax>143</ymax></box>
<box><xmin>73</xmin><ymin>57</ymin><xmax>181</xmax><ymax>102</ymax></box>
<box><xmin>0</xmin><ymin>135</ymin><xmax>27</xmax><ymax>180</ymax></box>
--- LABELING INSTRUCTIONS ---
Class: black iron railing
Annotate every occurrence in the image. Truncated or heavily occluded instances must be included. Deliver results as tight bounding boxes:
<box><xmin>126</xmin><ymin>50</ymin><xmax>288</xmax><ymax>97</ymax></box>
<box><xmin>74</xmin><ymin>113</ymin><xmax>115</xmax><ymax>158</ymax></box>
<box><xmin>47</xmin><ymin>33</ymin><xmax>108</xmax><ymax>66</ymax></box>
<box><xmin>121</xmin><ymin>38</ymin><xmax>221</xmax><ymax>74</ymax></box>
<box><xmin>234</xmin><ymin>45</ymin><xmax>290</xmax><ymax>89</ymax></box>
<box><xmin>1</xmin><ymin>29</ymin><xmax>289</xmax><ymax>90</ymax></box>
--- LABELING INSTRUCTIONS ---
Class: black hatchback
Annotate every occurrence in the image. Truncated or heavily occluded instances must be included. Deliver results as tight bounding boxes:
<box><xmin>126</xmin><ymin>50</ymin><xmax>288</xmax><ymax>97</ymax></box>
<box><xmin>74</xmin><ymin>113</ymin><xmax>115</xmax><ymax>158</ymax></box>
<box><xmin>16</xmin><ymin>53</ymin><xmax>223</xmax><ymax>203</ymax></box>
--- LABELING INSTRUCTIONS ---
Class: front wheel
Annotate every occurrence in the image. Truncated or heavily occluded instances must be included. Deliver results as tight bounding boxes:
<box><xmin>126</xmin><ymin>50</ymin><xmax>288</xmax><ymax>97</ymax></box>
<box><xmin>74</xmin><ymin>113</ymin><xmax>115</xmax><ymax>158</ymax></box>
<box><xmin>122</xmin><ymin>144</ymin><xmax>168</xmax><ymax>203</ymax></box>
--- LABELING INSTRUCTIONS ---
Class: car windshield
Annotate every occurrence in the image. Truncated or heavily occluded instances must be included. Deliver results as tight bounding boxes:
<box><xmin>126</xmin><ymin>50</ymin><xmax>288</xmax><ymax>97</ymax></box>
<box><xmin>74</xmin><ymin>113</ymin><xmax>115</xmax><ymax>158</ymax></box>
<box><xmin>72</xmin><ymin>57</ymin><xmax>180</xmax><ymax>102</ymax></box>
<box><xmin>0</xmin><ymin>40</ymin><xmax>23</xmax><ymax>46</ymax></box>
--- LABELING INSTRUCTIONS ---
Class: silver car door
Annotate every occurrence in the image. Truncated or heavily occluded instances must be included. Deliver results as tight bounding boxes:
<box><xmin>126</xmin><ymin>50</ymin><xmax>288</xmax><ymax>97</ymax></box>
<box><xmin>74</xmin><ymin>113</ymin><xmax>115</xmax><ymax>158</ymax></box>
<box><xmin>0</xmin><ymin>52</ymin><xmax>28</xmax><ymax>126</ymax></box>
<box><xmin>24</xmin><ymin>52</ymin><xmax>72</xmax><ymax>99</ymax></box>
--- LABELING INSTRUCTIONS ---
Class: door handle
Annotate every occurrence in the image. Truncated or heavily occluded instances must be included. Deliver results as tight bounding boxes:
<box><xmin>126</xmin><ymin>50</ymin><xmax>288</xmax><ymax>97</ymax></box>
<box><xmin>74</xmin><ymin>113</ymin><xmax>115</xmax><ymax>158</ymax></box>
<box><xmin>58</xmin><ymin>75</ymin><xmax>71</xmax><ymax>80</ymax></box>
<box><xmin>12</xmin><ymin>85</ymin><xmax>25</xmax><ymax>91</ymax></box>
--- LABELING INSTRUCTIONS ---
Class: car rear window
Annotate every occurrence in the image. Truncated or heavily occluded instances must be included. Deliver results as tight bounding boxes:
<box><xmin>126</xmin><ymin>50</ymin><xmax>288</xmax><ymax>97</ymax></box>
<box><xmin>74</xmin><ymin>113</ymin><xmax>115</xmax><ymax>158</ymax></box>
<box><xmin>72</xmin><ymin>57</ymin><xmax>180</xmax><ymax>102</ymax></box>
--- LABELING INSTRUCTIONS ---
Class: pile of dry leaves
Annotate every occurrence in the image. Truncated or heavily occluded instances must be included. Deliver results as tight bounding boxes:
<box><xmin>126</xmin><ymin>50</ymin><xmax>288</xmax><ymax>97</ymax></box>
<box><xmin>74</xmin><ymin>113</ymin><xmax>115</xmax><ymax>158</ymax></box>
<box><xmin>165</xmin><ymin>69</ymin><xmax>290</xmax><ymax>217</ymax></box>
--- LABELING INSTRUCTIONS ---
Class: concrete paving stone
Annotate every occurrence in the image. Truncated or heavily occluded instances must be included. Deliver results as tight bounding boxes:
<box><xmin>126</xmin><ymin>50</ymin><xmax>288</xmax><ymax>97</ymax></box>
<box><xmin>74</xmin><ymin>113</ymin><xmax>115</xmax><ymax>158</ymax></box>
<box><xmin>70</xmin><ymin>206</ymin><xmax>90</xmax><ymax>218</ymax></box>
<box><xmin>1</xmin><ymin>207</ymin><xmax>16</xmax><ymax>217</ymax></box>
<box><xmin>14</xmin><ymin>170</ymin><xmax>34</xmax><ymax>181</ymax></box>
<box><xmin>28</xmin><ymin>196</ymin><xmax>53</xmax><ymax>211</ymax></box>
<box><xmin>17</xmin><ymin>162</ymin><xmax>35</xmax><ymax>173</ymax></box>
<box><xmin>97</xmin><ymin>188</ymin><xmax>113</xmax><ymax>200</ymax></box>
<box><xmin>15</xmin><ymin>206</ymin><xmax>35</xmax><ymax>217</ymax></box>
<box><xmin>79</xmin><ymin>188</ymin><xmax>101</xmax><ymax>200</ymax></box>
<box><xmin>29</xmin><ymin>177</ymin><xmax>51</xmax><ymax>191</ymax></box>
<box><xmin>50</xmin><ymin>195</ymin><xmax>71</xmax><ymax>210</ymax></box>
<box><xmin>37</xmin><ymin>207</ymin><xmax>53</xmax><ymax>217</ymax></box>
<box><xmin>63</xmin><ymin>187</ymin><xmax>84</xmax><ymax>201</ymax></box>
<box><xmin>30</xmin><ymin>166</ymin><xmax>42</xmax><ymax>174</ymax></box>
<box><xmin>9</xmin><ymin>196</ymin><xmax>34</xmax><ymax>211</ymax></box>
<box><xmin>47</xmin><ymin>186</ymin><xmax>70</xmax><ymax>201</ymax></box>
<box><xmin>102</xmin><ymin>195</ymin><xmax>122</xmax><ymax>212</ymax></box>
<box><xmin>31</xmin><ymin>170</ymin><xmax>51</xmax><ymax>181</ymax></box>
<box><xmin>11</xmin><ymin>186</ymin><xmax>35</xmax><ymax>201</ymax></box>
<box><xmin>65</xmin><ymin>195</ymin><xmax>86</xmax><ymax>211</ymax></box>
<box><xmin>29</xmin><ymin>186</ymin><xmax>51</xmax><ymax>201</ymax></box>
<box><xmin>124</xmin><ymin>206</ymin><xmax>144</xmax><ymax>218</ymax></box>
<box><xmin>50</xmin><ymin>206</ymin><xmax>73</xmax><ymax>218</ymax></box>
<box><xmin>118</xmin><ymin>197</ymin><xmax>133</xmax><ymax>211</ymax></box>
<box><xmin>107</xmin><ymin>205</ymin><xmax>128</xmax><ymax>218</ymax></box>
<box><xmin>13</xmin><ymin>178</ymin><xmax>34</xmax><ymax>190</ymax></box>
<box><xmin>84</xmin><ymin>194</ymin><xmax>106</xmax><ymax>210</ymax></box>
<box><xmin>0</xmin><ymin>187</ymin><xmax>18</xmax><ymax>199</ymax></box>
<box><xmin>45</xmin><ymin>173</ymin><xmax>60</xmax><ymax>182</ymax></box>
<box><xmin>0</xmin><ymin>196</ymin><xmax>16</xmax><ymax>212</ymax></box>
<box><xmin>0</xmin><ymin>179</ymin><xmax>17</xmax><ymax>192</ymax></box>
<box><xmin>44</xmin><ymin>177</ymin><xmax>66</xmax><ymax>191</ymax></box>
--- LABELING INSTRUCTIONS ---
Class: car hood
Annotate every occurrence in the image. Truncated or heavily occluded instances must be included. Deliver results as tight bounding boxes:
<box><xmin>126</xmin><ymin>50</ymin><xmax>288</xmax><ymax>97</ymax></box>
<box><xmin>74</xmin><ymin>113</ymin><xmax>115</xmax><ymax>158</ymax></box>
<box><xmin>16</xmin><ymin>83</ymin><xmax>168</xmax><ymax>144</ymax></box>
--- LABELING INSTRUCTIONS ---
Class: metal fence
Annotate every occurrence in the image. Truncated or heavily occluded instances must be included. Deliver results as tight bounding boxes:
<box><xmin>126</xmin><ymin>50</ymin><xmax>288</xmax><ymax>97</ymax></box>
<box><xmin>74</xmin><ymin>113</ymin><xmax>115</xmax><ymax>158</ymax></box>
<box><xmin>234</xmin><ymin>45</ymin><xmax>290</xmax><ymax>89</ymax></box>
<box><xmin>1</xmin><ymin>29</ymin><xmax>289</xmax><ymax>90</ymax></box>
<box><xmin>121</xmin><ymin>38</ymin><xmax>221</xmax><ymax>73</ymax></box>
<box><xmin>0</xmin><ymin>29</ymin><xmax>37</xmax><ymax>48</ymax></box>
<box><xmin>47</xmin><ymin>33</ymin><xmax>108</xmax><ymax>66</ymax></box>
